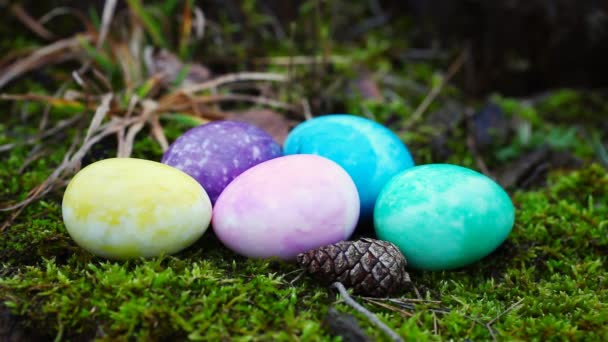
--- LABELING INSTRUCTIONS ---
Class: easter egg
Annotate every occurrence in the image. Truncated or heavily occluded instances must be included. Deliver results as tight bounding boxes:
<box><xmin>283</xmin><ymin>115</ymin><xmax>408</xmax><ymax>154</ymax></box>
<box><xmin>374</xmin><ymin>164</ymin><xmax>515</xmax><ymax>270</ymax></box>
<box><xmin>162</xmin><ymin>120</ymin><xmax>283</xmax><ymax>204</ymax></box>
<box><xmin>212</xmin><ymin>154</ymin><xmax>360</xmax><ymax>260</ymax></box>
<box><xmin>62</xmin><ymin>158</ymin><xmax>212</xmax><ymax>259</ymax></box>
<box><xmin>283</xmin><ymin>114</ymin><xmax>414</xmax><ymax>217</ymax></box>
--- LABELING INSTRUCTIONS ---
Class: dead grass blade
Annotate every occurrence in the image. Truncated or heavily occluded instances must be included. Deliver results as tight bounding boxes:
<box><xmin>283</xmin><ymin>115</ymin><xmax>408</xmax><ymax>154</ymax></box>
<box><xmin>39</xmin><ymin>7</ymin><xmax>95</xmax><ymax>33</ymax></box>
<box><xmin>179</xmin><ymin>0</ymin><xmax>193</xmax><ymax>58</ymax></box>
<box><xmin>0</xmin><ymin>33</ymin><xmax>93</xmax><ymax>90</ymax></box>
<box><xmin>0</xmin><ymin>94</ymin><xmax>88</xmax><ymax>114</ymax></box>
<box><xmin>301</xmin><ymin>98</ymin><xmax>313</xmax><ymax>120</ymax></box>
<box><xmin>190</xmin><ymin>94</ymin><xmax>296</xmax><ymax>110</ymax></box>
<box><xmin>403</xmin><ymin>48</ymin><xmax>468</xmax><ymax>129</ymax></box>
<box><xmin>253</xmin><ymin>55</ymin><xmax>350</xmax><ymax>66</ymax></box>
<box><xmin>193</xmin><ymin>7</ymin><xmax>205</xmax><ymax>39</ymax></box>
<box><xmin>11</xmin><ymin>3</ymin><xmax>55</xmax><ymax>40</ymax></box>
<box><xmin>0</xmin><ymin>48</ymin><xmax>37</xmax><ymax>70</ymax></box>
<box><xmin>84</xmin><ymin>93</ymin><xmax>113</xmax><ymax>142</ymax></box>
<box><xmin>92</xmin><ymin>68</ymin><xmax>114</xmax><ymax>92</ymax></box>
<box><xmin>116</xmin><ymin>95</ymin><xmax>140</xmax><ymax>158</ymax></box>
<box><xmin>97</xmin><ymin>0</ymin><xmax>118</xmax><ymax>49</ymax></box>
<box><xmin>0</xmin><ymin>115</ymin><xmax>83</xmax><ymax>153</ymax></box>
<box><xmin>126</xmin><ymin>0</ymin><xmax>168</xmax><ymax>49</ymax></box>
<box><xmin>0</xmin><ymin>95</ymin><xmax>153</xmax><ymax>231</ymax></box>
<box><xmin>120</xmin><ymin>100</ymin><xmax>158</xmax><ymax>158</ymax></box>
<box><xmin>179</xmin><ymin>72</ymin><xmax>287</xmax><ymax>94</ymax></box>
<box><xmin>149</xmin><ymin>115</ymin><xmax>169</xmax><ymax>152</ymax></box>
<box><xmin>18</xmin><ymin>145</ymin><xmax>48</xmax><ymax>174</ymax></box>
<box><xmin>361</xmin><ymin>298</ymin><xmax>414</xmax><ymax>318</ymax></box>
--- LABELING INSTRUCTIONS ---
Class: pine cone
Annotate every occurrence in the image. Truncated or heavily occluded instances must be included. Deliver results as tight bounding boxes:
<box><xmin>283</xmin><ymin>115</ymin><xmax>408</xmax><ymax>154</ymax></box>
<box><xmin>297</xmin><ymin>238</ymin><xmax>411</xmax><ymax>297</ymax></box>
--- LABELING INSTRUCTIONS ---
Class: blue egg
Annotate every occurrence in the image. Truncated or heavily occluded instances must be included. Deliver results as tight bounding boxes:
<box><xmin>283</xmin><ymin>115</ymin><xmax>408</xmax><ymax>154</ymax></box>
<box><xmin>283</xmin><ymin>114</ymin><xmax>415</xmax><ymax>217</ymax></box>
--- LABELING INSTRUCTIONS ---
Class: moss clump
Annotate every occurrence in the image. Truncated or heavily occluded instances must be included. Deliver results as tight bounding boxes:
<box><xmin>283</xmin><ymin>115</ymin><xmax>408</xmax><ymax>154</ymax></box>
<box><xmin>1</xmin><ymin>255</ymin><xmax>331</xmax><ymax>341</ymax></box>
<box><xmin>2</xmin><ymin>158</ymin><xmax>607</xmax><ymax>340</ymax></box>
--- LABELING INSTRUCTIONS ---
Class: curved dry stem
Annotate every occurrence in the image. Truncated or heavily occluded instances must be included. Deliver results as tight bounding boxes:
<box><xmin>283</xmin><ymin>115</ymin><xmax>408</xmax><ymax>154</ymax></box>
<box><xmin>332</xmin><ymin>282</ymin><xmax>404</xmax><ymax>342</ymax></box>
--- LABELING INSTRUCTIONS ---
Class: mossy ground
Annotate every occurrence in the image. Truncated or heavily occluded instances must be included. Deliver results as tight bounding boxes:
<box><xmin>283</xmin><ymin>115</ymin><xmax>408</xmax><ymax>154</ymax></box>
<box><xmin>2</xmin><ymin>2</ymin><xmax>608</xmax><ymax>341</ymax></box>
<box><xmin>2</xmin><ymin>107</ymin><xmax>607</xmax><ymax>341</ymax></box>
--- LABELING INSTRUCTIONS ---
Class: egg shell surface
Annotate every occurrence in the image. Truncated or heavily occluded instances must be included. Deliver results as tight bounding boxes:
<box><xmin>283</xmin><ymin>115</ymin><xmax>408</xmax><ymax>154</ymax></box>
<box><xmin>212</xmin><ymin>154</ymin><xmax>360</xmax><ymax>260</ymax></box>
<box><xmin>62</xmin><ymin>158</ymin><xmax>212</xmax><ymax>259</ymax></box>
<box><xmin>374</xmin><ymin>164</ymin><xmax>515</xmax><ymax>270</ymax></box>
<box><xmin>283</xmin><ymin>114</ymin><xmax>414</xmax><ymax>217</ymax></box>
<box><xmin>162</xmin><ymin>120</ymin><xmax>283</xmax><ymax>204</ymax></box>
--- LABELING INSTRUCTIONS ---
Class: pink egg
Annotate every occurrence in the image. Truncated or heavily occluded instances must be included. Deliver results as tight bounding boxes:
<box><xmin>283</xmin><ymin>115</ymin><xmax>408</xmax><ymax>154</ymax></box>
<box><xmin>212</xmin><ymin>154</ymin><xmax>360</xmax><ymax>259</ymax></box>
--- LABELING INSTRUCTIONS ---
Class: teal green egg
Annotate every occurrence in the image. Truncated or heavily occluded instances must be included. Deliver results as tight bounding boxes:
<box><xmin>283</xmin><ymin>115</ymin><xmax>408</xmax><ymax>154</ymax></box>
<box><xmin>374</xmin><ymin>164</ymin><xmax>515</xmax><ymax>270</ymax></box>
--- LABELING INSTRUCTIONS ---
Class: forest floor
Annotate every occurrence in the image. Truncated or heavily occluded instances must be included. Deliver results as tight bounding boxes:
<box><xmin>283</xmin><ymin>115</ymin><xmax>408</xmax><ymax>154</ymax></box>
<box><xmin>1</xmin><ymin>1</ymin><xmax>607</xmax><ymax>341</ymax></box>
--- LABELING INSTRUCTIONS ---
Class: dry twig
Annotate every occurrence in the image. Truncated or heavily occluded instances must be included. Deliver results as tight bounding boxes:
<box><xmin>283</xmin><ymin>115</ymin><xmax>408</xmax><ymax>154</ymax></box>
<box><xmin>11</xmin><ymin>3</ymin><xmax>55</xmax><ymax>40</ymax></box>
<box><xmin>149</xmin><ymin>115</ymin><xmax>169</xmax><ymax>152</ymax></box>
<box><xmin>120</xmin><ymin>100</ymin><xmax>158</xmax><ymax>158</ymax></box>
<box><xmin>332</xmin><ymin>282</ymin><xmax>404</xmax><ymax>342</ymax></box>
<box><xmin>404</xmin><ymin>48</ymin><xmax>468</xmax><ymax>129</ymax></box>
<box><xmin>180</xmin><ymin>72</ymin><xmax>287</xmax><ymax>94</ymax></box>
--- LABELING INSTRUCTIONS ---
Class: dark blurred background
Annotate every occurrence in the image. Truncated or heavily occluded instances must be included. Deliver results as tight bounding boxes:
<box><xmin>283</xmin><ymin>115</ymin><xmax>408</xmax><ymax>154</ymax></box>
<box><xmin>5</xmin><ymin>0</ymin><xmax>607</xmax><ymax>97</ymax></box>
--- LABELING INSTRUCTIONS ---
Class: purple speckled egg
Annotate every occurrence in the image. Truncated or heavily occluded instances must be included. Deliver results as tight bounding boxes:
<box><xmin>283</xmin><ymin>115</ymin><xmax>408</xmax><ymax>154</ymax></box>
<box><xmin>212</xmin><ymin>154</ymin><xmax>360</xmax><ymax>260</ymax></box>
<box><xmin>162</xmin><ymin>121</ymin><xmax>283</xmax><ymax>203</ymax></box>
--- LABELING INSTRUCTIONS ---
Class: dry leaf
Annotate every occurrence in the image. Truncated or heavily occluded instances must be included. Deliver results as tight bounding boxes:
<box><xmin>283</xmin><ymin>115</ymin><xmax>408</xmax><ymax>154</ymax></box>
<box><xmin>225</xmin><ymin>109</ymin><xmax>298</xmax><ymax>145</ymax></box>
<box><xmin>354</xmin><ymin>71</ymin><xmax>383</xmax><ymax>101</ymax></box>
<box><xmin>144</xmin><ymin>48</ymin><xmax>211</xmax><ymax>87</ymax></box>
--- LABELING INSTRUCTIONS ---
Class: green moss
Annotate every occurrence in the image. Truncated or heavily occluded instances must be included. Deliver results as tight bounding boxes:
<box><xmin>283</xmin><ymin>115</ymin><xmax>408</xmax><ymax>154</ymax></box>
<box><xmin>2</xmin><ymin>155</ymin><xmax>607</xmax><ymax>340</ymax></box>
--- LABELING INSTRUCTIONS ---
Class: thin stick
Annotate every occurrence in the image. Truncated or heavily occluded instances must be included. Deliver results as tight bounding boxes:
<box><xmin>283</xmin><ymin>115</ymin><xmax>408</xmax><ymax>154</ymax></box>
<box><xmin>403</xmin><ymin>48</ymin><xmax>467</xmax><ymax>129</ymax></box>
<box><xmin>180</xmin><ymin>72</ymin><xmax>287</xmax><ymax>94</ymax></box>
<box><xmin>162</xmin><ymin>93</ymin><xmax>295</xmax><ymax>113</ymax></box>
<box><xmin>39</xmin><ymin>7</ymin><xmax>92</xmax><ymax>31</ymax></box>
<box><xmin>10</xmin><ymin>3</ymin><xmax>55</xmax><ymax>40</ymax></box>
<box><xmin>332</xmin><ymin>282</ymin><xmax>404</xmax><ymax>342</ymax></box>
<box><xmin>253</xmin><ymin>55</ymin><xmax>349</xmax><ymax>66</ymax></box>
<box><xmin>18</xmin><ymin>146</ymin><xmax>47</xmax><ymax>174</ymax></box>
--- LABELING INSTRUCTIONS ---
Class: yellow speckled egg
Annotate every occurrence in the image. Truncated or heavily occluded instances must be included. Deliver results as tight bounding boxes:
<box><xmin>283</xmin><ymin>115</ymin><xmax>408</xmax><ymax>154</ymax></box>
<box><xmin>62</xmin><ymin>158</ymin><xmax>212</xmax><ymax>259</ymax></box>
